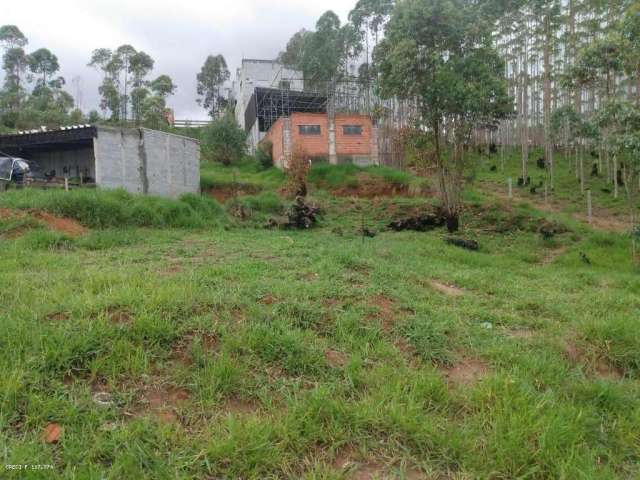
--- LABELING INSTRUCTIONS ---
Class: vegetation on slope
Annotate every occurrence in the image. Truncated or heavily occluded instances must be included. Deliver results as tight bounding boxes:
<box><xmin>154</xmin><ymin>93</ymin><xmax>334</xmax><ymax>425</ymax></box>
<box><xmin>0</xmin><ymin>153</ymin><xmax>639</xmax><ymax>479</ymax></box>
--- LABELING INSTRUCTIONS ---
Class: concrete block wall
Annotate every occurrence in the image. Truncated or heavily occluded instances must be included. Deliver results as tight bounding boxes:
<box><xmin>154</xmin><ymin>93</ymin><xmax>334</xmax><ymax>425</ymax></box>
<box><xmin>94</xmin><ymin>127</ymin><xmax>200</xmax><ymax>198</ymax></box>
<box><xmin>31</xmin><ymin>147</ymin><xmax>95</xmax><ymax>179</ymax></box>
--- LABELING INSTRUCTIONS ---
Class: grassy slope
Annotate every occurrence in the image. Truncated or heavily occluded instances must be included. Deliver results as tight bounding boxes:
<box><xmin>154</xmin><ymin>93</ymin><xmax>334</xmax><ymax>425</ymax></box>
<box><xmin>0</xmin><ymin>154</ymin><xmax>639</xmax><ymax>479</ymax></box>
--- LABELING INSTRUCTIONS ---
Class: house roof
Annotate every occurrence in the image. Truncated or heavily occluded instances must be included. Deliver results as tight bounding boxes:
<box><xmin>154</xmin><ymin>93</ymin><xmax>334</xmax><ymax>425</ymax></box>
<box><xmin>0</xmin><ymin>125</ymin><xmax>97</xmax><ymax>153</ymax></box>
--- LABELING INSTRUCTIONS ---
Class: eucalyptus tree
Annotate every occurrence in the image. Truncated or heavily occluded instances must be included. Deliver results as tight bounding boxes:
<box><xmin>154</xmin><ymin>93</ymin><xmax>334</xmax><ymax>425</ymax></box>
<box><xmin>0</xmin><ymin>25</ymin><xmax>28</xmax><ymax>109</ymax></box>
<box><xmin>115</xmin><ymin>45</ymin><xmax>137</xmax><ymax>121</ymax></box>
<box><xmin>531</xmin><ymin>0</ymin><xmax>562</xmax><ymax>190</ymax></box>
<box><xmin>197</xmin><ymin>54</ymin><xmax>230</xmax><ymax>119</ymax></box>
<box><xmin>27</xmin><ymin>48</ymin><xmax>59</xmax><ymax>87</ymax></box>
<box><xmin>89</xmin><ymin>48</ymin><xmax>121</xmax><ymax>120</ymax></box>
<box><xmin>596</xmin><ymin>99</ymin><xmax>640</xmax><ymax>260</ymax></box>
<box><xmin>375</xmin><ymin>0</ymin><xmax>512</xmax><ymax>231</ymax></box>
<box><xmin>621</xmin><ymin>3</ymin><xmax>640</xmax><ymax>105</ymax></box>
<box><xmin>128</xmin><ymin>51</ymin><xmax>154</xmax><ymax>124</ymax></box>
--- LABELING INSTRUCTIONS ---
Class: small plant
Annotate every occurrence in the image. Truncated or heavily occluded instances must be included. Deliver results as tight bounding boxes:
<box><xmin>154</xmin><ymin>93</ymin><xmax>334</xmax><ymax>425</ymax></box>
<box><xmin>285</xmin><ymin>147</ymin><xmax>311</xmax><ymax>198</ymax></box>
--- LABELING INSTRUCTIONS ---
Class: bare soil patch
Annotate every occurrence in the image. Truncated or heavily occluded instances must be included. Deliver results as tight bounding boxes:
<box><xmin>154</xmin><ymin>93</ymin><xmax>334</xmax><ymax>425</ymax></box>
<box><xmin>332</xmin><ymin>173</ymin><xmax>414</xmax><ymax>199</ymax></box>
<box><xmin>45</xmin><ymin>311</ymin><xmax>70</xmax><ymax>322</ymax></box>
<box><xmin>368</xmin><ymin>294</ymin><xmax>397</xmax><ymax>331</ymax></box>
<box><xmin>259</xmin><ymin>294</ymin><xmax>278</xmax><ymax>305</ymax></box>
<box><xmin>325</xmin><ymin>349</ymin><xmax>348</xmax><ymax>368</ymax></box>
<box><xmin>105</xmin><ymin>306</ymin><xmax>133</xmax><ymax>325</ymax></box>
<box><xmin>427</xmin><ymin>280</ymin><xmax>464</xmax><ymax>297</ymax></box>
<box><xmin>441</xmin><ymin>358</ymin><xmax>488</xmax><ymax>386</ymax></box>
<box><xmin>170</xmin><ymin>330</ymin><xmax>219</xmax><ymax>365</ymax></box>
<box><xmin>332</xmin><ymin>448</ymin><xmax>389</xmax><ymax>480</ymax></box>
<box><xmin>221</xmin><ymin>397</ymin><xmax>259</xmax><ymax>416</ymax></box>
<box><xmin>31</xmin><ymin>210</ymin><xmax>87</xmax><ymax>237</ymax></box>
<box><xmin>206</xmin><ymin>184</ymin><xmax>261</xmax><ymax>204</ymax></box>
<box><xmin>540</xmin><ymin>246</ymin><xmax>568</xmax><ymax>265</ymax></box>
<box><xmin>563</xmin><ymin>341</ymin><xmax>624</xmax><ymax>380</ymax></box>
<box><xmin>133</xmin><ymin>385</ymin><xmax>191</xmax><ymax>425</ymax></box>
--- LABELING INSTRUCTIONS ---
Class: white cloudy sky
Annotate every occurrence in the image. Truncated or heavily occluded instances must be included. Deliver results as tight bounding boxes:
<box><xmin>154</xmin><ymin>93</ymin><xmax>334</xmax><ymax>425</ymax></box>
<box><xmin>3</xmin><ymin>0</ymin><xmax>353</xmax><ymax>120</ymax></box>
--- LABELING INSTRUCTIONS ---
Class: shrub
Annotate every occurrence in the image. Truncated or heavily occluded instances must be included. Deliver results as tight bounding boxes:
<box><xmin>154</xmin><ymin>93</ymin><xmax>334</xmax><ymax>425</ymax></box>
<box><xmin>201</xmin><ymin>113</ymin><xmax>247</xmax><ymax>166</ymax></box>
<box><xmin>256</xmin><ymin>140</ymin><xmax>274</xmax><ymax>170</ymax></box>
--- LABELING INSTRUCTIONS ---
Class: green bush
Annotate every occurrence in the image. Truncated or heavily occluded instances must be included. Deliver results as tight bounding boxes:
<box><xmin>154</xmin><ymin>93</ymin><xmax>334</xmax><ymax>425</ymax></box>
<box><xmin>201</xmin><ymin>113</ymin><xmax>247</xmax><ymax>166</ymax></box>
<box><xmin>256</xmin><ymin>140</ymin><xmax>274</xmax><ymax>170</ymax></box>
<box><xmin>0</xmin><ymin>188</ymin><xmax>226</xmax><ymax>229</ymax></box>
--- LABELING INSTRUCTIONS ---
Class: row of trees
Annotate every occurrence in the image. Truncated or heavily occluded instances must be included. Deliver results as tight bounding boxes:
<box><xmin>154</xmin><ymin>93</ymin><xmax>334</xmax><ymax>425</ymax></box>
<box><xmin>0</xmin><ymin>25</ymin><xmax>87</xmax><ymax>131</ymax></box>
<box><xmin>0</xmin><ymin>24</ymin><xmax>234</xmax><ymax>130</ymax></box>
<box><xmin>88</xmin><ymin>45</ymin><xmax>176</xmax><ymax>128</ymax></box>
<box><xmin>277</xmin><ymin>1</ymin><xmax>640</xmax><ymax>258</ymax></box>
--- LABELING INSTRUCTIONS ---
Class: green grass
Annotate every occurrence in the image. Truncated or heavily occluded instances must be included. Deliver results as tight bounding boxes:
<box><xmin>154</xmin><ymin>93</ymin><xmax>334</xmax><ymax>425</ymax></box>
<box><xmin>200</xmin><ymin>157</ymin><xmax>285</xmax><ymax>192</ymax></box>
<box><xmin>0</xmin><ymin>189</ymin><xmax>226</xmax><ymax>229</ymax></box>
<box><xmin>308</xmin><ymin>163</ymin><xmax>419</xmax><ymax>189</ymax></box>
<box><xmin>0</xmin><ymin>153</ymin><xmax>639</xmax><ymax>479</ymax></box>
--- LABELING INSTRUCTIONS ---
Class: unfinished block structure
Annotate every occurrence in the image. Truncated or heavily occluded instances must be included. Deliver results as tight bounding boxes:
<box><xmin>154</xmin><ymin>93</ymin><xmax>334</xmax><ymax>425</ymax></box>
<box><xmin>0</xmin><ymin>126</ymin><xmax>200</xmax><ymax>198</ymax></box>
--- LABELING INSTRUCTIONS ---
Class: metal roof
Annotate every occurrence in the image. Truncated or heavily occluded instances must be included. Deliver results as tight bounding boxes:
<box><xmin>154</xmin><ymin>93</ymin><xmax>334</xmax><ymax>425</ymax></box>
<box><xmin>0</xmin><ymin>125</ymin><xmax>97</xmax><ymax>151</ymax></box>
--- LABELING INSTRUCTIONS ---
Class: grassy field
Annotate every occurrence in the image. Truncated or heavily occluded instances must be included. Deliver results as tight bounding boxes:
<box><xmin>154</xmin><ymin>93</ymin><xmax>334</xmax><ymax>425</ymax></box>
<box><xmin>0</xmin><ymin>152</ymin><xmax>639</xmax><ymax>479</ymax></box>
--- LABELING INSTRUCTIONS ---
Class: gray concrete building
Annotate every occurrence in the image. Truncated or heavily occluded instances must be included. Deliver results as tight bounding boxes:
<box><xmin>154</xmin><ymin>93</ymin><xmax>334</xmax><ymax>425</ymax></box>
<box><xmin>0</xmin><ymin>125</ymin><xmax>200</xmax><ymax>198</ymax></box>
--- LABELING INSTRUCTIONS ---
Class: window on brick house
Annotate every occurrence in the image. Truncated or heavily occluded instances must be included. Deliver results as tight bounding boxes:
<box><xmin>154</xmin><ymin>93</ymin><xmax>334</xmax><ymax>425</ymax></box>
<box><xmin>279</xmin><ymin>80</ymin><xmax>291</xmax><ymax>90</ymax></box>
<box><xmin>299</xmin><ymin>125</ymin><xmax>321</xmax><ymax>135</ymax></box>
<box><xmin>343</xmin><ymin>125</ymin><xmax>363</xmax><ymax>135</ymax></box>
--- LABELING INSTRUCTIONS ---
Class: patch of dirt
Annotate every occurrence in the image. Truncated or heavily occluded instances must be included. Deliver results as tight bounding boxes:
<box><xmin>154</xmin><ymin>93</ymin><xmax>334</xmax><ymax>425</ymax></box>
<box><xmin>368</xmin><ymin>294</ymin><xmax>397</xmax><ymax>331</ymax></box>
<box><xmin>563</xmin><ymin>341</ymin><xmax>624</xmax><ymax>380</ymax></box>
<box><xmin>427</xmin><ymin>280</ymin><xmax>464</xmax><ymax>297</ymax></box>
<box><xmin>170</xmin><ymin>330</ymin><xmax>219</xmax><ymax>365</ymax></box>
<box><xmin>394</xmin><ymin>337</ymin><xmax>421</xmax><ymax>369</ymax></box>
<box><xmin>0</xmin><ymin>208</ymin><xmax>19</xmax><ymax>220</ymax></box>
<box><xmin>259</xmin><ymin>294</ymin><xmax>278</xmax><ymax>305</ymax></box>
<box><xmin>42</xmin><ymin>423</ymin><xmax>62</xmax><ymax>444</ymax></box>
<box><xmin>133</xmin><ymin>385</ymin><xmax>191</xmax><ymax>425</ymax></box>
<box><xmin>31</xmin><ymin>210</ymin><xmax>87</xmax><ymax>237</ymax></box>
<box><xmin>595</xmin><ymin>359</ymin><xmax>624</xmax><ymax>380</ymax></box>
<box><xmin>325</xmin><ymin>349</ymin><xmax>348</xmax><ymax>368</ymax></box>
<box><xmin>332</xmin><ymin>173</ymin><xmax>416</xmax><ymax>199</ymax></box>
<box><xmin>45</xmin><ymin>311</ymin><xmax>70</xmax><ymax>322</ymax></box>
<box><xmin>105</xmin><ymin>306</ymin><xmax>133</xmax><ymax>325</ymax></box>
<box><xmin>221</xmin><ymin>397</ymin><xmax>259</xmax><ymax>416</ymax></box>
<box><xmin>206</xmin><ymin>184</ymin><xmax>261</xmax><ymax>204</ymax></box>
<box><xmin>540</xmin><ymin>246</ymin><xmax>568</xmax><ymax>265</ymax></box>
<box><xmin>332</xmin><ymin>448</ymin><xmax>387</xmax><ymax>480</ymax></box>
<box><xmin>441</xmin><ymin>359</ymin><xmax>488</xmax><ymax>386</ymax></box>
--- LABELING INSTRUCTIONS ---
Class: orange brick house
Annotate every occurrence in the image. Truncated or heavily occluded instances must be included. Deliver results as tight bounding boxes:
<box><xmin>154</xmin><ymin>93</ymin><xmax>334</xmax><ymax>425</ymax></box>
<box><xmin>262</xmin><ymin>112</ymin><xmax>379</xmax><ymax>169</ymax></box>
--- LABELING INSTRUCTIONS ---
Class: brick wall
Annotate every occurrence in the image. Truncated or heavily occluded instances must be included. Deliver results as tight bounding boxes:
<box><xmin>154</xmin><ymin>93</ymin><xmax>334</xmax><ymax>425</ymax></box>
<box><xmin>263</xmin><ymin>117</ymin><xmax>285</xmax><ymax>167</ymax></box>
<box><xmin>264</xmin><ymin>112</ymin><xmax>375</xmax><ymax>166</ymax></box>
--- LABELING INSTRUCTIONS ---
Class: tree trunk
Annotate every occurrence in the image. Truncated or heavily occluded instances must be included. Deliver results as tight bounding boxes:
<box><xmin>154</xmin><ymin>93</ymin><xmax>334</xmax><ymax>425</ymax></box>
<box><xmin>613</xmin><ymin>154</ymin><xmax>618</xmax><ymax>199</ymax></box>
<box><xmin>579</xmin><ymin>144</ymin><xmax>585</xmax><ymax>195</ymax></box>
<box><xmin>543</xmin><ymin>8</ymin><xmax>553</xmax><ymax>191</ymax></box>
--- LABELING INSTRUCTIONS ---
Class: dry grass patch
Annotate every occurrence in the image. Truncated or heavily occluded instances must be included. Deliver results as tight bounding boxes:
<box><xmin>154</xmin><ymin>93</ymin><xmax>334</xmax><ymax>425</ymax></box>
<box><xmin>427</xmin><ymin>280</ymin><xmax>464</xmax><ymax>297</ymax></box>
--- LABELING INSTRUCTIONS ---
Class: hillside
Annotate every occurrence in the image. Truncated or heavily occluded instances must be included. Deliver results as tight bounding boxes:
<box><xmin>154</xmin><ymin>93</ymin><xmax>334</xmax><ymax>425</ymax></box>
<box><xmin>0</xmin><ymin>153</ymin><xmax>639</xmax><ymax>479</ymax></box>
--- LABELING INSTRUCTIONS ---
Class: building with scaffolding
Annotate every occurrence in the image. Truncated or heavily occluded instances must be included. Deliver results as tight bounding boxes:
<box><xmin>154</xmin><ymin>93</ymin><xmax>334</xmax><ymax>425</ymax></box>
<box><xmin>231</xmin><ymin>59</ymin><xmax>304</xmax><ymax>150</ymax></box>
<box><xmin>230</xmin><ymin>58</ymin><xmax>417</xmax><ymax>168</ymax></box>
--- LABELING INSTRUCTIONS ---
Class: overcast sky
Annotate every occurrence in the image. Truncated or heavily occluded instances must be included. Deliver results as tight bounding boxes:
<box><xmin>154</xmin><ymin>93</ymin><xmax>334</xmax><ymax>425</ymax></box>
<box><xmin>4</xmin><ymin>0</ymin><xmax>353</xmax><ymax>120</ymax></box>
